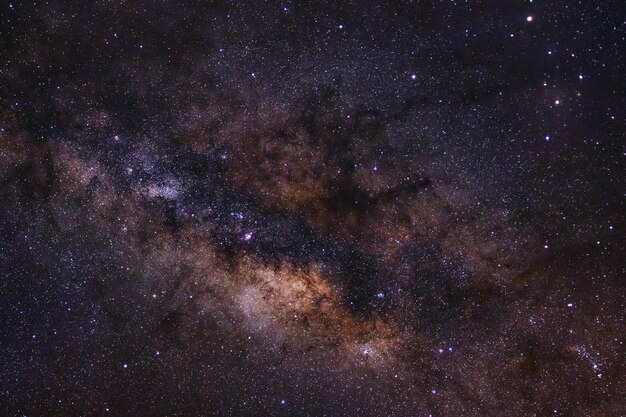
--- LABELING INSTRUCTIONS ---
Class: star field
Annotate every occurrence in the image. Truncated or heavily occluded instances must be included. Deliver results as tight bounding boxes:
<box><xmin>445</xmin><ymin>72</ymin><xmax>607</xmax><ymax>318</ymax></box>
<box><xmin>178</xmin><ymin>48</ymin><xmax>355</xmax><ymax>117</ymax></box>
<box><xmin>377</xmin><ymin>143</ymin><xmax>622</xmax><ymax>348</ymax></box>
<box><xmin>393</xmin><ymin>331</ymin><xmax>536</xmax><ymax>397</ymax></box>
<box><xmin>0</xmin><ymin>1</ymin><xmax>624</xmax><ymax>416</ymax></box>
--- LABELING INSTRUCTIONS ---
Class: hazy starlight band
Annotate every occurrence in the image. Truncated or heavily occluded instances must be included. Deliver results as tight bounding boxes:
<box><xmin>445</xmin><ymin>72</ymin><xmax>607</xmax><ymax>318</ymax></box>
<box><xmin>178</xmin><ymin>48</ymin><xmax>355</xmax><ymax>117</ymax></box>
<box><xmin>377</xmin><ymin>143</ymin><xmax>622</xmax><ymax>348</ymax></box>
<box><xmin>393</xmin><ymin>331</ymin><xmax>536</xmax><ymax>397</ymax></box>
<box><xmin>0</xmin><ymin>1</ymin><xmax>623</xmax><ymax>416</ymax></box>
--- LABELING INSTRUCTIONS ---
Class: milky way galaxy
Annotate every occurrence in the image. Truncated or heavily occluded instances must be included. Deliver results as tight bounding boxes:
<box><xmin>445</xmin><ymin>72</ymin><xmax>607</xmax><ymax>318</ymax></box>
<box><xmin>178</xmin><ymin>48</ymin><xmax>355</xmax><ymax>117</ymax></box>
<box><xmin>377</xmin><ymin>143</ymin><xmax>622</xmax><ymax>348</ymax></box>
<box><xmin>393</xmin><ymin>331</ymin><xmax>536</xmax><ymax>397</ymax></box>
<box><xmin>1</xmin><ymin>1</ymin><xmax>625</xmax><ymax>416</ymax></box>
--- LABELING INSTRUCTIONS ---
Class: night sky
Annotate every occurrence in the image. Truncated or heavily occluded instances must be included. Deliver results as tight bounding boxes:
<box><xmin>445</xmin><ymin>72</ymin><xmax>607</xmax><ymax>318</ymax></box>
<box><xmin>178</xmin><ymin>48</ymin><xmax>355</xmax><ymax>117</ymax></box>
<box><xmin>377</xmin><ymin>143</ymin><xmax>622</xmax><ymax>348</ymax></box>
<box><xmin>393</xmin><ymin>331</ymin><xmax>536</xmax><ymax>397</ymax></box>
<box><xmin>1</xmin><ymin>1</ymin><xmax>625</xmax><ymax>416</ymax></box>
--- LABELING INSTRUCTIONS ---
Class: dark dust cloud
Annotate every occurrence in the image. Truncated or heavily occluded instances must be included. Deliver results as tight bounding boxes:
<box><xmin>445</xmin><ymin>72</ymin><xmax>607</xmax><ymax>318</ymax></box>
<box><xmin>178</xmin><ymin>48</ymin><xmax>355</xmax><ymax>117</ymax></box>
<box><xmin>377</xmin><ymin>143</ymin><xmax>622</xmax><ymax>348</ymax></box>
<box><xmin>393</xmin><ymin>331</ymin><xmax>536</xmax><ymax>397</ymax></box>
<box><xmin>1</xmin><ymin>1</ymin><xmax>625</xmax><ymax>416</ymax></box>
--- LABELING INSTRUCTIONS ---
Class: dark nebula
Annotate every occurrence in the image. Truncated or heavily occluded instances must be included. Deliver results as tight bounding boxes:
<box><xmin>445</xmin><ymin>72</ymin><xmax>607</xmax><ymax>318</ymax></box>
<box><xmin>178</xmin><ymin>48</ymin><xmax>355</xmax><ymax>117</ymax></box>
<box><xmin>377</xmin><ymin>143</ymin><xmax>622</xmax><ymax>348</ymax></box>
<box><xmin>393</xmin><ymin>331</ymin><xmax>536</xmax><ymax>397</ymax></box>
<box><xmin>1</xmin><ymin>1</ymin><xmax>625</xmax><ymax>416</ymax></box>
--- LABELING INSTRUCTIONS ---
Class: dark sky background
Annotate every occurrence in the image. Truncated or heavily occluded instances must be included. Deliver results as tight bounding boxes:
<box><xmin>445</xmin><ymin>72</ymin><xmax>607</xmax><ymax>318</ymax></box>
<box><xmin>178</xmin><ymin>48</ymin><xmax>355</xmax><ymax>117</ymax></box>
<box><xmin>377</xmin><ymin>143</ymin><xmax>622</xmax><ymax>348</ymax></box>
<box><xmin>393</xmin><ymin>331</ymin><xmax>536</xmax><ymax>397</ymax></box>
<box><xmin>1</xmin><ymin>1</ymin><xmax>625</xmax><ymax>416</ymax></box>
